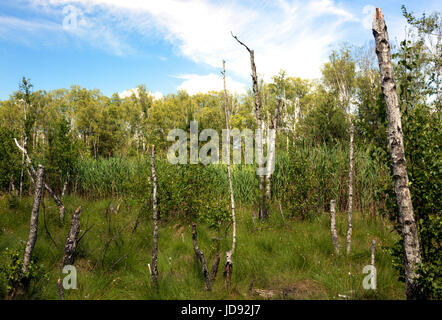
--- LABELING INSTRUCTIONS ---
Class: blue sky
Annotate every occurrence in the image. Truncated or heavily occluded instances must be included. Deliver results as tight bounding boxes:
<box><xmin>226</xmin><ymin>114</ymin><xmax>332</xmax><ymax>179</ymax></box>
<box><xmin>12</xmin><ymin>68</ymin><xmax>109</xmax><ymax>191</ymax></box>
<box><xmin>0</xmin><ymin>0</ymin><xmax>440</xmax><ymax>100</ymax></box>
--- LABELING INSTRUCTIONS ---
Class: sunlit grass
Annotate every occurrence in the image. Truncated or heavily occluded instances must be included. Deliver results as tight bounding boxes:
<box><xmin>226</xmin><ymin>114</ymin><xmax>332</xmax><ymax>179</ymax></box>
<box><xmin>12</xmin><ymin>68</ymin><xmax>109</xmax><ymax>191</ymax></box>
<box><xmin>0</xmin><ymin>195</ymin><xmax>404</xmax><ymax>300</ymax></box>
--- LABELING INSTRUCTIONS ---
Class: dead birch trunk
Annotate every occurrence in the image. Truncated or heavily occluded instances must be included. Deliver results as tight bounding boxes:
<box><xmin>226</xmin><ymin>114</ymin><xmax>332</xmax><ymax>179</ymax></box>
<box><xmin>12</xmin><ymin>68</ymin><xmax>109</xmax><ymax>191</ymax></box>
<box><xmin>265</xmin><ymin>98</ymin><xmax>281</xmax><ymax>205</ymax></box>
<box><xmin>231</xmin><ymin>33</ymin><xmax>267</xmax><ymax>220</ymax></box>
<box><xmin>57</xmin><ymin>278</ymin><xmax>65</xmax><ymax>300</ymax></box>
<box><xmin>9</xmin><ymin>175</ymin><xmax>15</xmax><ymax>194</ymax></box>
<box><xmin>371</xmin><ymin>240</ymin><xmax>376</xmax><ymax>267</ymax></box>
<box><xmin>222</xmin><ymin>60</ymin><xmax>237</xmax><ymax>287</ymax></box>
<box><xmin>210</xmin><ymin>253</ymin><xmax>221</xmax><ymax>283</ymax></box>
<box><xmin>62</xmin><ymin>180</ymin><xmax>68</xmax><ymax>197</ymax></box>
<box><xmin>191</xmin><ymin>223</ymin><xmax>211</xmax><ymax>291</ymax></box>
<box><xmin>14</xmin><ymin>138</ymin><xmax>66</xmax><ymax>222</ymax></box>
<box><xmin>346</xmin><ymin>121</ymin><xmax>354</xmax><ymax>254</ymax></box>
<box><xmin>19</xmin><ymin>137</ymin><xmax>27</xmax><ymax>199</ymax></box>
<box><xmin>151</xmin><ymin>145</ymin><xmax>159</xmax><ymax>292</ymax></box>
<box><xmin>22</xmin><ymin>165</ymin><xmax>44</xmax><ymax>275</ymax></box>
<box><xmin>373</xmin><ymin>8</ymin><xmax>422</xmax><ymax>299</ymax></box>
<box><xmin>62</xmin><ymin>206</ymin><xmax>82</xmax><ymax>266</ymax></box>
<box><xmin>330</xmin><ymin>200</ymin><xmax>340</xmax><ymax>254</ymax></box>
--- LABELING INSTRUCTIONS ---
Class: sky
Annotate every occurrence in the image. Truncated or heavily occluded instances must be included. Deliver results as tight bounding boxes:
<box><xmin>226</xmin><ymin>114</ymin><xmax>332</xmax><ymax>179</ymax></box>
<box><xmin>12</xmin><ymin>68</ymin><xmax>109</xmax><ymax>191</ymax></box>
<box><xmin>0</xmin><ymin>0</ymin><xmax>440</xmax><ymax>100</ymax></box>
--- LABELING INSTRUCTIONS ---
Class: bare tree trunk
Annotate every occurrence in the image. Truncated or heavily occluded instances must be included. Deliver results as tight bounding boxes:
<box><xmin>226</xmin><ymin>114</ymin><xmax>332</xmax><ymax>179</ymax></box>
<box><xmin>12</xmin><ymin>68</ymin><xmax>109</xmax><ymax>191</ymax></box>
<box><xmin>62</xmin><ymin>180</ymin><xmax>68</xmax><ymax>197</ymax></box>
<box><xmin>373</xmin><ymin>8</ymin><xmax>422</xmax><ymax>300</ymax></box>
<box><xmin>231</xmin><ymin>33</ymin><xmax>267</xmax><ymax>220</ymax></box>
<box><xmin>9</xmin><ymin>175</ymin><xmax>15</xmax><ymax>194</ymax></box>
<box><xmin>62</xmin><ymin>206</ymin><xmax>82</xmax><ymax>266</ymax></box>
<box><xmin>222</xmin><ymin>60</ymin><xmax>237</xmax><ymax>287</ymax></box>
<box><xmin>19</xmin><ymin>137</ymin><xmax>27</xmax><ymax>199</ymax></box>
<box><xmin>14</xmin><ymin>138</ymin><xmax>66</xmax><ymax>222</ymax></box>
<box><xmin>265</xmin><ymin>99</ymin><xmax>281</xmax><ymax>205</ymax></box>
<box><xmin>330</xmin><ymin>199</ymin><xmax>340</xmax><ymax>255</ymax></box>
<box><xmin>151</xmin><ymin>145</ymin><xmax>159</xmax><ymax>292</ymax></box>
<box><xmin>210</xmin><ymin>253</ymin><xmax>221</xmax><ymax>283</ymax></box>
<box><xmin>346</xmin><ymin>121</ymin><xmax>354</xmax><ymax>254</ymax></box>
<box><xmin>371</xmin><ymin>240</ymin><xmax>376</xmax><ymax>267</ymax></box>
<box><xmin>191</xmin><ymin>223</ymin><xmax>211</xmax><ymax>291</ymax></box>
<box><xmin>57</xmin><ymin>278</ymin><xmax>65</xmax><ymax>300</ymax></box>
<box><xmin>22</xmin><ymin>165</ymin><xmax>44</xmax><ymax>276</ymax></box>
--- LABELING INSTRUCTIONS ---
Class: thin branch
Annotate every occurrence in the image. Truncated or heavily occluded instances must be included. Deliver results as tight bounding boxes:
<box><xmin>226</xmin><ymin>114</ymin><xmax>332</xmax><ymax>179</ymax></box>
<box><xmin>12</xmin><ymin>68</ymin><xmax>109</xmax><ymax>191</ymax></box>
<box><xmin>231</xmin><ymin>32</ymin><xmax>252</xmax><ymax>53</ymax></box>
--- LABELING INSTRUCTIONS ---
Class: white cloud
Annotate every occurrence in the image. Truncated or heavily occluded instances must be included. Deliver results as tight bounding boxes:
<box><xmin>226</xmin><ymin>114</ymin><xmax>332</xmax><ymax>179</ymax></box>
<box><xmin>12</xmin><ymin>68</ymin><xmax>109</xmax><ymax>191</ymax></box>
<box><xmin>118</xmin><ymin>88</ymin><xmax>138</xmax><ymax>98</ymax></box>
<box><xmin>119</xmin><ymin>87</ymin><xmax>163</xmax><ymax>100</ymax></box>
<box><xmin>176</xmin><ymin>73</ymin><xmax>247</xmax><ymax>95</ymax></box>
<box><xmin>23</xmin><ymin>0</ymin><xmax>362</xmax><ymax>81</ymax></box>
<box><xmin>7</xmin><ymin>0</ymin><xmax>413</xmax><ymax>85</ymax></box>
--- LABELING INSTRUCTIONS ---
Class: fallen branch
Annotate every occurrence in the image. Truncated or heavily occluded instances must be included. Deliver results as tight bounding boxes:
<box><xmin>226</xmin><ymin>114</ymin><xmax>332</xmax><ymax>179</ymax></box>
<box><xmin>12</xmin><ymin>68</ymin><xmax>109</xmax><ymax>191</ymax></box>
<box><xmin>110</xmin><ymin>253</ymin><xmax>129</xmax><ymax>269</ymax></box>
<box><xmin>101</xmin><ymin>223</ymin><xmax>131</xmax><ymax>267</ymax></box>
<box><xmin>77</xmin><ymin>224</ymin><xmax>94</xmax><ymax>246</ymax></box>
<box><xmin>42</xmin><ymin>196</ymin><xmax>58</xmax><ymax>248</ymax></box>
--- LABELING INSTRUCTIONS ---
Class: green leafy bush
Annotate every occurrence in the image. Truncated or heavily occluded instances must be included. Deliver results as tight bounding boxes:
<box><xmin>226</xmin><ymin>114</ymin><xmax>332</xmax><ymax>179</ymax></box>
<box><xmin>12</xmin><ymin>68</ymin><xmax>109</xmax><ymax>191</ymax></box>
<box><xmin>0</xmin><ymin>245</ymin><xmax>44</xmax><ymax>298</ymax></box>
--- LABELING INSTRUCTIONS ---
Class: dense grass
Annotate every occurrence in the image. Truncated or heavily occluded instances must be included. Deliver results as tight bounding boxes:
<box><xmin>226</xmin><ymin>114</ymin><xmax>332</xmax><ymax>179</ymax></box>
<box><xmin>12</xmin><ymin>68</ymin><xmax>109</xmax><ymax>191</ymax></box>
<box><xmin>0</xmin><ymin>195</ymin><xmax>404</xmax><ymax>300</ymax></box>
<box><xmin>71</xmin><ymin>143</ymin><xmax>390</xmax><ymax>216</ymax></box>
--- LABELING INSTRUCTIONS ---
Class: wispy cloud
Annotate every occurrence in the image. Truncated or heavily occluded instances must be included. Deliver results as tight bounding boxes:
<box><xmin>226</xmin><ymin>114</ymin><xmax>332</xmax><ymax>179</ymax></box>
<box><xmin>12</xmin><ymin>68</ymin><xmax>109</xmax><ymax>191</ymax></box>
<box><xmin>176</xmin><ymin>73</ymin><xmax>247</xmax><ymax>95</ymax></box>
<box><xmin>11</xmin><ymin>0</ymin><xmax>365</xmax><ymax>78</ymax></box>
<box><xmin>0</xmin><ymin>0</ymin><xmax>414</xmax><ymax>93</ymax></box>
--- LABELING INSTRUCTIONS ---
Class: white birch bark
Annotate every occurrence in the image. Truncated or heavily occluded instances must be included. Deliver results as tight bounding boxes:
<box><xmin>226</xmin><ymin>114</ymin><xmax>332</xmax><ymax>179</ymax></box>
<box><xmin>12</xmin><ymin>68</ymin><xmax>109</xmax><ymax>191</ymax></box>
<box><xmin>62</xmin><ymin>206</ymin><xmax>82</xmax><ymax>266</ymax></box>
<box><xmin>346</xmin><ymin>121</ymin><xmax>354</xmax><ymax>254</ymax></box>
<box><xmin>151</xmin><ymin>145</ymin><xmax>159</xmax><ymax>292</ymax></box>
<box><xmin>330</xmin><ymin>200</ymin><xmax>340</xmax><ymax>254</ymax></box>
<box><xmin>222</xmin><ymin>60</ymin><xmax>237</xmax><ymax>287</ymax></box>
<box><xmin>231</xmin><ymin>33</ymin><xmax>267</xmax><ymax>220</ymax></box>
<box><xmin>371</xmin><ymin>240</ymin><xmax>376</xmax><ymax>267</ymax></box>
<box><xmin>372</xmin><ymin>8</ymin><xmax>422</xmax><ymax>299</ymax></box>
<box><xmin>265</xmin><ymin>99</ymin><xmax>280</xmax><ymax>204</ymax></box>
<box><xmin>22</xmin><ymin>165</ymin><xmax>44</xmax><ymax>275</ymax></box>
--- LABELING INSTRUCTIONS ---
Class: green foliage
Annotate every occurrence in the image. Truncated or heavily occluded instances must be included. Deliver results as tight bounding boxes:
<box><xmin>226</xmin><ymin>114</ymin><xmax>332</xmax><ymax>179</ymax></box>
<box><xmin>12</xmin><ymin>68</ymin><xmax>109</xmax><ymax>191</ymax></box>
<box><xmin>374</xmin><ymin>7</ymin><xmax>442</xmax><ymax>299</ymax></box>
<box><xmin>0</xmin><ymin>127</ymin><xmax>21</xmax><ymax>191</ymax></box>
<box><xmin>46</xmin><ymin>118</ymin><xmax>78</xmax><ymax>192</ymax></box>
<box><xmin>0</xmin><ymin>245</ymin><xmax>43</xmax><ymax>298</ymax></box>
<box><xmin>415</xmin><ymin>215</ymin><xmax>442</xmax><ymax>299</ymax></box>
<box><xmin>297</xmin><ymin>87</ymin><xmax>350</xmax><ymax>145</ymax></box>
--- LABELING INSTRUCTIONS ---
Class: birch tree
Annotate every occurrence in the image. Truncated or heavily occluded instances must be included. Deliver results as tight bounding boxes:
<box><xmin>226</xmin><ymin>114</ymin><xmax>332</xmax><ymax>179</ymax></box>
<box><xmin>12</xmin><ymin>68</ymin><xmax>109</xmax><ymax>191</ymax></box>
<box><xmin>150</xmin><ymin>145</ymin><xmax>159</xmax><ymax>292</ymax></box>
<box><xmin>22</xmin><ymin>165</ymin><xmax>44</xmax><ymax>276</ymax></box>
<box><xmin>329</xmin><ymin>199</ymin><xmax>340</xmax><ymax>254</ymax></box>
<box><xmin>231</xmin><ymin>33</ymin><xmax>268</xmax><ymax>220</ymax></box>
<box><xmin>222</xmin><ymin>60</ymin><xmax>237</xmax><ymax>287</ymax></box>
<box><xmin>62</xmin><ymin>206</ymin><xmax>82</xmax><ymax>266</ymax></box>
<box><xmin>265</xmin><ymin>98</ymin><xmax>281</xmax><ymax>206</ymax></box>
<box><xmin>322</xmin><ymin>46</ymin><xmax>356</xmax><ymax>254</ymax></box>
<box><xmin>373</xmin><ymin>7</ymin><xmax>422</xmax><ymax>299</ymax></box>
<box><xmin>346</xmin><ymin>122</ymin><xmax>354</xmax><ymax>254</ymax></box>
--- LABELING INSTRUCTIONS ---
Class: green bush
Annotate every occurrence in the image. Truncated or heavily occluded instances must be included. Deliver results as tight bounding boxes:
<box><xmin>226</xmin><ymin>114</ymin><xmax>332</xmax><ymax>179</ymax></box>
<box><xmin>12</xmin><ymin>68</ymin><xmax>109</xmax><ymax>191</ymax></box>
<box><xmin>0</xmin><ymin>245</ymin><xmax>44</xmax><ymax>298</ymax></box>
